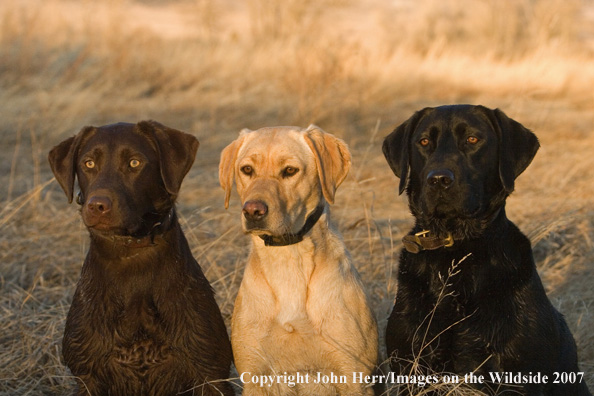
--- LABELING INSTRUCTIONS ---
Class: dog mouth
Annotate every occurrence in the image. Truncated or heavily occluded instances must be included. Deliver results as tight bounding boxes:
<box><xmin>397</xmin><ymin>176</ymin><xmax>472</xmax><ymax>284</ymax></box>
<box><xmin>83</xmin><ymin>210</ymin><xmax>169</xmax><ymax>238</ymax></box>
<box><xmin>243</xmin><ymin>222</ymin><xmax>292</xmax><ymax>238</ymax></box>
<box><xmin>412</xmin><ymin>194</ymin><xmax>488</xmax><ymax>239</ymax></box>
<box><xmin>243</xmin><ymin>226</ymin><xmax>272</xmax><ymax>236</ymax></box>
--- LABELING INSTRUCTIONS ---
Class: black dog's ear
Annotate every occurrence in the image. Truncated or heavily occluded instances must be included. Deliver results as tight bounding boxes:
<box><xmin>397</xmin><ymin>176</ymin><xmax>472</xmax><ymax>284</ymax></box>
<box><xmin>48</xmin><ymin>126</ymin><xmax>95</xmax><ymax>203</ymax></box>
<box><xmin>136</xmin><ymin>120</ymin><xmax>199</xmax><ymax>196</ymax></box>
<box><xmin>488</xmin><ymin>108</ymin><xmax>540</xmax><ymax>193</ymax></box>
<box><xmin>382</xmin><ymin>109</ymin><xmax>430</xmax><ymax>195</ymax></box>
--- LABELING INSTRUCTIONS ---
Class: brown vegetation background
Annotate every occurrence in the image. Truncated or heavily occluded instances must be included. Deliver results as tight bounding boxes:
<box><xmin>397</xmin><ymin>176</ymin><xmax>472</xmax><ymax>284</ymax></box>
<box><xmin>1</xmin><ymin>0</ymin><xmax>593</xmax><ymax>394</ymax></box>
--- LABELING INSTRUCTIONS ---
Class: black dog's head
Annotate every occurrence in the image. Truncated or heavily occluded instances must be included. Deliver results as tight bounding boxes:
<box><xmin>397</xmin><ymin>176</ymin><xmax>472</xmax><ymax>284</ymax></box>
<box><xmin>48</xmin><ymin>121</ymin><xmax>198</xmax><ymax>238</ymax></box>
<box><xmin>383</xmin><ymin>105</ymin><xmax>539</xmax><ymax>240</ymax></box>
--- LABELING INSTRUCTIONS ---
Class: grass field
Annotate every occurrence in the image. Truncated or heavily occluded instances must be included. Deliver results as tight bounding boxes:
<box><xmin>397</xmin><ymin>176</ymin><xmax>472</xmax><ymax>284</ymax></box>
<box><xmin>1</xmin><ymin>0</ymin><xmax>593</xmax><ymax>394</ymax></box>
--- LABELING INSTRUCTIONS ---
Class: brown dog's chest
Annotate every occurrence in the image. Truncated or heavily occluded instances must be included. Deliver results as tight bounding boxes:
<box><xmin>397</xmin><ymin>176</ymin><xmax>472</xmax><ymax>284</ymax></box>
<box><xmin>108</xmin><ymin>293</ymin><xmax>174</xmax><ymax>371</ymax></box>
<box><xmin>112</xmin><ymin>333</ymin><xmax>172</xmax><ymax>373</ymax></box>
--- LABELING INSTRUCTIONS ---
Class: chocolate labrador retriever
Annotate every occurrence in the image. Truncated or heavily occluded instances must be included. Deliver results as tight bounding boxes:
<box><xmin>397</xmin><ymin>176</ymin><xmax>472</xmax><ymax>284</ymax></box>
<box><xmin>49</xmin><ymin>121</ymin><xmax>233</xmax><ymax>396</ymax></box>
<box><xmin>382</xmin><ymin>105</ymin><xmax>590</xmax><ymax>395</ymax></box>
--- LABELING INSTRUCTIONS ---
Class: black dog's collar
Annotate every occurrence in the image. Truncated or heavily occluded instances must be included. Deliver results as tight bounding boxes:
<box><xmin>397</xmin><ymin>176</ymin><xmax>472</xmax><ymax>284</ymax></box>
<box><xmin>402</xmin><ymin>230</ymin><xmax>454</xmax><ymax>253</ymax></box>
<box><xmin>259</xmin><ymin>205</ymin><xmax>325</xmax><ymax>247</ymax></box>
<box><xmin>403</xmin><ymin>207</ymin><xmax>504</xmax><ymax>254</ymax></box>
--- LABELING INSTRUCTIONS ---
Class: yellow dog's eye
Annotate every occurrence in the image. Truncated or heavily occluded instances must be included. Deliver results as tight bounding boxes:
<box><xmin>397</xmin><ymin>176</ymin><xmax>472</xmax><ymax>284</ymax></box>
<box><xmin>130</xmin><ymin>159</ymin><xmax>141</xmax><ymax>168</ymax></box>
<box><xmin>84</xmin><ymin>160</ymin><xmax>95</xmax><ymax>169</ymax></box>
<box><xmin>467</xmin><ymin>136</ymin><xmax>479</xmax><ymax>144</ymax></box>
<box><xmin>241</xmin><ymin>165</ymin><xmax>253</xmax><ymax>175</ymax></box>
<box><xmin>419</xmin><ymin>138</ymin><xmax>430</xmax><ymax>147</ymax></box>
<box><xmin>282</xmin><ymin>167</ymin><xmax>299</xmax><ymax>177</ymax></box>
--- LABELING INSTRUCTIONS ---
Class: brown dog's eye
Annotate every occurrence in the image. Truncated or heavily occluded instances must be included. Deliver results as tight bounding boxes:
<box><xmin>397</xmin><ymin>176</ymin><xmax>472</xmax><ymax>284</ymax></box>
<box><xmin>241</xmin><ymin>165</ymin><xmax>253</xmax><ymax>175</ymax></box>
<box><xmin>467</xmin><ymin>136</ymin><xmax>479</xmax><ymax>144</ymax></box>
<box><xmin>129</xmin><ymin>159</ymin><xmax>141</xmax><ymax>168</ymax></box>
<box><xmin>84</xmin><ymin>160</ymin><xmax>95</xmax><ymax>169</ymax></box>
<box><xmin>282</xmin><ymin>167</ymin><xmax>299</xmax><ymax>177</ymax></box>
<box><xmin>419</xmin><ymin>138</ymin><xmax>430</xmax><ymax>147</ymax></box>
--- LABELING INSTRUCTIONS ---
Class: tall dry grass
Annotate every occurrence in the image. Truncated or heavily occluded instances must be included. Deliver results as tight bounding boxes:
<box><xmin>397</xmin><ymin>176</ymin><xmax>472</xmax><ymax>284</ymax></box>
<box><xmin>0</xmin><ymin>0</ymin><xmax>593</xmax><ymax>394</ymax></box>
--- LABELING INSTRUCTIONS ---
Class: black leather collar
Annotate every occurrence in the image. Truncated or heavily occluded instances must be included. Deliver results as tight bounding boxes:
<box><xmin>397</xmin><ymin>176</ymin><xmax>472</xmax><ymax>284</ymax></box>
<box><xmin>259</xmin><ymin>205</ymin><xmax>325</xmax><ymax>247</ymax></box>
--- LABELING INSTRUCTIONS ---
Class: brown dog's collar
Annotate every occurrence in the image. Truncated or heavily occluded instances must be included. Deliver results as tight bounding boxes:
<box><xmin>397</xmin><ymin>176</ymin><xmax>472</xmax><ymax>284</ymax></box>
<box><xmin>402</xmin><ymin>230</ymin><xmax>454</xmax><ymax>254</ymax></box>
<box><xmin>90</xmin><ymin>209</ymin><xmax>175</xmax><ymax>248</ymax></box>
<box><xmin>259</xmin><ymin>205</ymin><xmax>325</xmax><ymax>247</ymax></box>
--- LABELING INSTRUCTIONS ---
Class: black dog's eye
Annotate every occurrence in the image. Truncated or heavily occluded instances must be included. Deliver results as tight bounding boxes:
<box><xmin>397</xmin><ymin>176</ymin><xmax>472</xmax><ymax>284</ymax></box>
<box><xmin>129</xmin><ymin>159</ymin><xmax>141</xmax><ymax>168</ymax></box>
<box><xmin>467</xmin><ymin>136</ymin><xmax>479</xmax><ymax>145</ymax></box>
<box><xmin>282</xmin><ymin>166</ymin><xmax>299</xmax><ymax>178</ymax></box>
<box><xmin>419</xmin><ymin>138</ymin><xmax>430</xmax><ymax>147</ymax></box>
<box><xmin>84</xmin><ymin>160</ymin><xmax>95</xmax><ymax>169</ymax></box>
<box><xmin>241</xmin><ymin>165</ymin><xmax>253</xmax><ymax>175</ymax></box>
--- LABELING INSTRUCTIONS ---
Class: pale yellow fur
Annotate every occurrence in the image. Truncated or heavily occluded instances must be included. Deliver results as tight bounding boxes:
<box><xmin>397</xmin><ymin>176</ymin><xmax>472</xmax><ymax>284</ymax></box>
<box><xmin>219</xmin><ymin>125</ymin><xmax>378</xmax><ymax>396</ymax></box>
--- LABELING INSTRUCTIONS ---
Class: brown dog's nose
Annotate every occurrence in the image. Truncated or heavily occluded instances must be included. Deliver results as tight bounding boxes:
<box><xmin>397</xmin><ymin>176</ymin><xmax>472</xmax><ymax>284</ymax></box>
<box><xmin>427</xmin><ymin>169</ymin><xmax>455</xmax><ymax>189</ymax></box>
<box><xmin>86</xmin><ymin>196</ymin><xmax>112</xmax><ymax>216</ymax></box>
<box><xmin>242</xmin><ymin>200</ymin><xmax>268</xmax><ymax>221</ymax></box>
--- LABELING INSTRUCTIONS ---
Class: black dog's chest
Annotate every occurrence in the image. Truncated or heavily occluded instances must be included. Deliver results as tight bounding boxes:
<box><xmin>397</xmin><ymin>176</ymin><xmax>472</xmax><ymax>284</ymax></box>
<box><xmin>409</xmin><ymin>251</ymin><xmax>481</xmax><ymax>302</ymax></box>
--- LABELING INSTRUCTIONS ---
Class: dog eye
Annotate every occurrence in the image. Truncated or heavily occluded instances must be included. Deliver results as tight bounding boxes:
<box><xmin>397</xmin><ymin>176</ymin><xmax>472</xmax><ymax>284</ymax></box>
<box><xmin>282</xmin><ymin>167</ymin><xmax>299</xmax><ymax>177</ymax></box>
<box><xmin>241</xmin><ymin>165</ymin><xmax>253</xmax><ymax>175</ymax></box>
<box><xmin>466</xmin><ymin>136</ymin><xmax>479</xmax><ymax>144</ymax></box>
<box><xmin>419</xmin><ymin>138</ymin><xmax>430</xmax><ymax>147</ymax></box>
<box><xmin>129</xmin><ymin>159</ymin><xmax>141</xmax><ymax>168</ymax></box>
<box><xmin>84</xmin><ymin>160</ymin><xmax>95</xmax><ymax>169</ymax></box>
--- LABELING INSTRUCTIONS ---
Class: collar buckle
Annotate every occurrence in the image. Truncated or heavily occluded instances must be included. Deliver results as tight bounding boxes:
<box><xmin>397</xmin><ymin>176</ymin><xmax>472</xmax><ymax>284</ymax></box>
<box><xmin>402</xmin><ymin>230</ymin><xmax>455</xmax><ymax>253</ymax></box>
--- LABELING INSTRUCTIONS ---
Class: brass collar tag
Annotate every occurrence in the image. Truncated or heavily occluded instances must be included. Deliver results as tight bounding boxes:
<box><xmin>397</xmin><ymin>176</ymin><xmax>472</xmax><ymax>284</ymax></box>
<box><xmin>402</xmin><ymin>230</ymin><xmax>454</xmax><ymax>254</ymax></box>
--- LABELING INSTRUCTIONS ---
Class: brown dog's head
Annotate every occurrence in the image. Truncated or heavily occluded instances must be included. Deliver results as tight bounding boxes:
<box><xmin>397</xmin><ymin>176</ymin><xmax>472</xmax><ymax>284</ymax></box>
<box><xmin>219</xmin><ymin>125</ymin><xmax>351</xmax><ymax>239</ymax></box>
<box><xmin>383</xmin><ymin>105</ymin><xmax>539</xmax><ymax>239</ymax></box>
<box><xmin>48</xmin><ymin>121</ymin><xmax>198</xmax><ymax>237</ymax></box>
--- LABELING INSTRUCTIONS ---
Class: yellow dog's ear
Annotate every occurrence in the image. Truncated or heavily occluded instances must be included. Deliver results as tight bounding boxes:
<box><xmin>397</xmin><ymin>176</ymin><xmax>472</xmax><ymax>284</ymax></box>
<box><xmin>219</xmin><ymin>129</ymin><xmax>250</xmax><ymax>209</ymax></box>
<box><xmin>303</xmin><ymin>125</ymin><xmax>351</xmax><ymax>204</ymax></box>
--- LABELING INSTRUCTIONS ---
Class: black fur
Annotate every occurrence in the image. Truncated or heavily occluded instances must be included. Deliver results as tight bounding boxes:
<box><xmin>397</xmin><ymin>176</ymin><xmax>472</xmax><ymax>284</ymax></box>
<box><xmin>49</xmin><ymin>121</ymin><xmax>234</xmax><ymax>396</ymax></box>
<box><xmin>383</xmin><ymin>105</ymin><xmax>590</xmax><ymax>396</ymax></box>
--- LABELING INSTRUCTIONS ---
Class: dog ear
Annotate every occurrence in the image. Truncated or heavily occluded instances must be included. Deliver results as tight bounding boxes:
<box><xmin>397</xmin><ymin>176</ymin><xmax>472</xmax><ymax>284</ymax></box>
<box><xmin>303</xmin><ymin>125</ymin><xmax>351</xmax><ymax>204</ymax></box>
<box><xmin>136</xmin><ymin>121</ymin><xmax>199</xmax><ymax>196</ymax></box>
<box><xmin>488</xmin><ymin>108</ymin><xmax>540</xmax><ymax>193</ymax></box>
<box><xmin>219</xmin><ymin>130</ymin><xmax>250</xmax><ymax>209</ymax></box>
<box><xmin>383</xmin><ymin>109</ymin><xmax>429</xmax><ymax>195</ymax></box>
<box><xmin>48</xmin><ymin>126</ymin><xmax>95</xmax><ymax>203</ymax></box>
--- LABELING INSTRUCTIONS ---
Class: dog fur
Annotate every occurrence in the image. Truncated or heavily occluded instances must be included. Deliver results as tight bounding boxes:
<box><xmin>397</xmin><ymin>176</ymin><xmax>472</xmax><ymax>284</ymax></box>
<box><xmin>49</xmin><ymin>121</ymin><xmax>234</xmax><ymax>396</ymax></box>
<box><xmin>382</xmin><ymin>105</ymin><xmax>591</xmax><ymax>396</ymax></box>
<box><xmin>219</xmin><ymin>125</ymin><xmax>378</xmax><ymax>395</ymax></box>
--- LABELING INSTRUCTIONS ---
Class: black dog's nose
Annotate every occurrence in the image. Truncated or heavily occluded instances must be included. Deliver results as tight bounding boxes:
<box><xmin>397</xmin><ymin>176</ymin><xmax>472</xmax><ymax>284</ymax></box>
<box><xmin>427</xmin><ymin>169</ymin><xmax>455</xmax><ymax>189</ymax></box>
<box><xmin>86</xmin><ymin>196</ymin><xmax>113</xmax><ymax>215</ymax></box>
<box><xmin>242</xmin><ymin>200</ymin><xmax>268</xmax><ymax>221</ymax></box>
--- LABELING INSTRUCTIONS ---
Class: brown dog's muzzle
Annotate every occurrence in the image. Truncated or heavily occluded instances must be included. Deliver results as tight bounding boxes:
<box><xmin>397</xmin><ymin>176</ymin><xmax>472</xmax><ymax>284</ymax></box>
<box><xmin>82</xmin><ymin>194</ymin><xmax>115</xmax><ymax>229</ymax></box>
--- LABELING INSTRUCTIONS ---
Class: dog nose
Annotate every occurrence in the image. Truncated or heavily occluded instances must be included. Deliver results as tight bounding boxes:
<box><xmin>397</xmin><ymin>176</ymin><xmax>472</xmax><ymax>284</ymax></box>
<box><xmin>86</xmin><ymin>196</ymin><xmax>112</xmax><ymax>216</ymax></box>
<box><xmin>243</xmin><ymin>200</ymin><xmax>268</xmax><ymax>221</ymax></box>
<box><xmin>427</xmin><ymin>169</ymin><xmax>455</xmax><ymax>189</ymax></box>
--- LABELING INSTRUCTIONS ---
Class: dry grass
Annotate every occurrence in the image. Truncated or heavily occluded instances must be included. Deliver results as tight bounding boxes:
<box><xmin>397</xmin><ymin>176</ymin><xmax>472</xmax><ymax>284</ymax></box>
<box><xmin>1</xmin><ymin>0</ymin><xmax>593</xmax><ymax>394</ymax></box>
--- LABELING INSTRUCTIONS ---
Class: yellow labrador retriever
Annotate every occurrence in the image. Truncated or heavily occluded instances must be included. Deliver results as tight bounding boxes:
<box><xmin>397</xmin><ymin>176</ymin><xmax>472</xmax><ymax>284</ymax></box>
<box><xmin>219</xmin><ymin>125</ymin><xmax>378</xmax><ymax>395</ymax></box>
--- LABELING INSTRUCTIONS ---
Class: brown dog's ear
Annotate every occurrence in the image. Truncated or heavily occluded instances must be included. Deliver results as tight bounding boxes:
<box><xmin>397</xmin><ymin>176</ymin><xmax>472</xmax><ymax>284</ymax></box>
<box><xmin>485</xmin><ymin>107</ymin><xmax>540</xmax><ymax>193</ymax></box>
<box><xmin>303</xmin><ymin>125</ymin><xmax>351</xmax><ymax>204</ymax></box>
<box><xmin>219</xmin><ymin>130</ymin><xmax>250</xmax><ymax>209</ymax></box>
<box><xmin>383</xmin><ymin>109</ymin><xmax>431</xmax><ymax>195</ymax></box>
<box><xmin>48</xmin><ymin>126</ymin><xmax>95</xmax><ymax>203</ymax></box>
<box><xmin>136</xmin><ymin>121</ymin><xmax>199</xmax><ymax>196</ymax></box>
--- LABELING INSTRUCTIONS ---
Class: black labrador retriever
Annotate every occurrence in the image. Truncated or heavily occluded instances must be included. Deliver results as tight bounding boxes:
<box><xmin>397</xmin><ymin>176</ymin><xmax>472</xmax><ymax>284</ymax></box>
<box><xmin>382</xmin><ymin>105</ymin><xmax>590</xmax><ymax>396</ymax></box>
<box><xmin>48</xmin><ymin>121</ymin><xmax>234</xmax><ymax>396</ymax></box>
